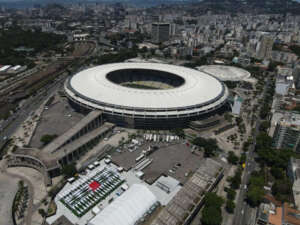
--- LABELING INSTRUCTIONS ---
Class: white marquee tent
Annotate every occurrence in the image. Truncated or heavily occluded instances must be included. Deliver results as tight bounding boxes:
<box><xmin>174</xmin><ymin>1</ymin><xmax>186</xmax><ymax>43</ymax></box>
<box><xmin>88</xmin><ymin>184</ymin><xmax>157</xmax><ymax>225</ymax></box>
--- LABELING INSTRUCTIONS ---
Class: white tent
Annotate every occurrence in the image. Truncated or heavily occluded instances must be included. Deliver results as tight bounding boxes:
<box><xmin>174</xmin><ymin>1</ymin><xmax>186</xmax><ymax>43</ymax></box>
<box><xmin>88</xmin><ymin>184</ymin><xmax>157</xmax><ymax>225</ymax></box>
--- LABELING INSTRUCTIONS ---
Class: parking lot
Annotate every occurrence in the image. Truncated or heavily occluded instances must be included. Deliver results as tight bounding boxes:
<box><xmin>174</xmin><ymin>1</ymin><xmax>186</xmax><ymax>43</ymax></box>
<box><xmin>30</xmin><ymin>94</ymin><xmax>84</xmax><ymax>148</ymax></box>
<box><xmin>112</xmin><ymin>141</ymin><xmax>203</xmax><ymax>184</ymax></box>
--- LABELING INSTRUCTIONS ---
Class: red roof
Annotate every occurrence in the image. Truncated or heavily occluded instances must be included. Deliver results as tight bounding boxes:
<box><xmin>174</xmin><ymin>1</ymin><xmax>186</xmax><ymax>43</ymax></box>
<box><xmin>89</xmin><ymin>181</ymin><xmax>100</xmax><ymax>191</ymax></box>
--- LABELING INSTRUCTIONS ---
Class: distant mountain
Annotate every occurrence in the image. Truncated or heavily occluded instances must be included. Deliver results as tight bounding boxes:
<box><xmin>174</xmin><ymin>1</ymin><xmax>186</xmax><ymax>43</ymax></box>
<box><xmin>188</xmin><ymin>0</ymin><xmax>300</xmax><ymax>14</ymax></box>
<box><xmin>1</xmin><ymin>0</ymin><xmax>300</xmax><ymax>12</ymax></box>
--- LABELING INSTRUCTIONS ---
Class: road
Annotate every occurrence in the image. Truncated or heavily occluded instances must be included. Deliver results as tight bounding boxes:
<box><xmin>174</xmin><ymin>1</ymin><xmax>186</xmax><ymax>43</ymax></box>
<box><xmin>232</xmin><ymin>75</ymin><xmax>272</xmax><ymax>225</ymax></box>
<box><xmin>0</xmin><ymin>41</ymin><xmax>96</xmax><ymax>148</ymax></box>
<box><xmin>0</xmin><ymin>74</ymin><xmax>66</xmax><ymax>149</ymax></box>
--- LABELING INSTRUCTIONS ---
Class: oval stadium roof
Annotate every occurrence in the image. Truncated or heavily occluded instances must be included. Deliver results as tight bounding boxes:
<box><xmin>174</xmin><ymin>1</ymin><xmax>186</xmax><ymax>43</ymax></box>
<box><xmin>67</xmin><ymin>63</ymin><xmax>226</xmax><ymax>110</ymax></box>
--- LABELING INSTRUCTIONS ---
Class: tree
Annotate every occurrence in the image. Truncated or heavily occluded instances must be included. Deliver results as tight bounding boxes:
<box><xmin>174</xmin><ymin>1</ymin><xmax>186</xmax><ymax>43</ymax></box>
<box><xmin>192</xmin><ymin>137</ymin><xmax>219</xmax><ymax>157</ymax></box>
<box><xmin>226</xmin><ymin>188</ymin><xmax>236</xmax><ymax>200</ymax></box>
<box><xmin>224</xmin><ymin>113</ymin><xmax>233</xmax><ymax>123</ymax></box>
<box><xmin>38</xmin><ymin>208</ymin><xmax>47</xmax><ymax>217</ymax></box>
<box><xmin>272</xmin><ymin>179</ymin><xmax>292</xmax><ymax>202</ymax></box>
<box><xmin>228</xmin><ymin>168</ymin><xmax>242</xmax><ymax>190</ymax></box>
<box><xmin>40</xmin><ymin>134</ymin><xmax>58</xmax><ymax>146</ymax></box>
<box><xmin>255</xmin><ymin>132</ymin><xmax>272</xmax><ymax>152</ymax></box>
<box><xmin>201</xmin><ymin>193</ymin><xmax>224</xmax><ymax>225</ymax></box>
<box><xmin>246</xmin><ymin>171</ymin><xmax>265</xmax><ymax>207</ymax></box>
<box><xmin>227</xmin><ymin>151</ymin><xmax>239</xmax><ymax>165</ymax></box>
<box><xmin>259</xmin><ymin>121</ymin><xmax>270</xmax><ymax>132</ymax></box>
<box><xmin>246</xmin><ymin>185</ymin><xmax>264</xmax><ymax>207</ymax></box>
<box><xmin>204</xmin><ymin>192</ymin><xmax>224</xmax><ymax>208</ymax></box>
<box><xmin>270</xmin><ymin>166</ymin><xmax>284</xmax><ymax>180</ymax></box>
<box><xmin>61</xmin><ymin>163</ymin><xmax>77</xmax><ymax>178</ymax></box>
<box><xmin>171</xmin><ymin>128</ymin><xmax>185</xmax><ymax>138</ymax></box>
<box><xmin>226</xmin><ymin>200</ymin><xmax>235</xmax><ymax>213</ymax></box>
<box><xmin>239</xmin><ymin>153</ymin><xmax>246</xmax><ymax>165</ymax></box>
<box><xmin>201</xmin><ymin>206</ymin><xmax>223</xmax><ymax>225</ymax></box>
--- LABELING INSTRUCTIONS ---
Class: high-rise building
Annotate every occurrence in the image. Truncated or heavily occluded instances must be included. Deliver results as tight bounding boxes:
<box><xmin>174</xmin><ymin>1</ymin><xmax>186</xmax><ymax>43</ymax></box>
<box><xmin>151</xmin><ymin>23</ymin><xmax>170</xmax><ymax>44</ymax></box>
<box><xmin>293</xmin><ymin>66</ymin><xmax>300</xmax><ymax>89</ymax></box>
<box><xmin>256</xmin><ymin>36</ymin><xmax>274</xmax><ymax>60</ymax></box>
<box><xmin>272</xmin><ymin>114</ymin><xmax>300</xmax><ymax>152</ymax></box>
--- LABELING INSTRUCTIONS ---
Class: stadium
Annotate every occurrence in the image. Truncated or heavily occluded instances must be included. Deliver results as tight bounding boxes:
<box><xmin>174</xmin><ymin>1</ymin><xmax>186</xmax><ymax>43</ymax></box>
<box><xmin>197</xmin><ymin>65</ymin><xmax>251</xmax><ymax>82</ymax></box>
<box><xmin>65</xmin><ymin>63</ymin><xmax>229</xmax><ymax>129</ymax></box>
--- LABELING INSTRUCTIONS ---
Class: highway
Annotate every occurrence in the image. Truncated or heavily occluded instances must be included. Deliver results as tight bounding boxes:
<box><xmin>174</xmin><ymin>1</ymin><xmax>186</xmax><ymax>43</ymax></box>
<box><xmin>232</xmin><ymin>75</ymin><xmax>272</xmax><ymax>225</ymax></box>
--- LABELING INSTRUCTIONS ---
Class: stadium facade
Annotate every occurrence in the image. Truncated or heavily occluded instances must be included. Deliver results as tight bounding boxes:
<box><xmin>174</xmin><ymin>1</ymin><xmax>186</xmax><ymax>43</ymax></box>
<box><xmin>65</xmin><ymin>63</ymin><xmax>229</xmax><ymax>129</ymax></box>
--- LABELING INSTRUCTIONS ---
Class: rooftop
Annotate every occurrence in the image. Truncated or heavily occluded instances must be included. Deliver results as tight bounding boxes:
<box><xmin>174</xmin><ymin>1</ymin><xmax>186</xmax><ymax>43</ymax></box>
<box><xmin>42</xmin><ymin>111</ymin><xmax>102</xmax><ymax>154</ymax></box>
<box><xmin>54</xmin><ymin>123</ymin><xmax>114</xmax><ymax>159</ymax></box>
<box><xmin>197</xmin><ymin>65</ymin><xmax>251</xmax><ymax>82</ymax></box>
<box><xmin>66</xmin><ymin>63</ymin><xmax>227</xmax><ymax>111</ymax></box>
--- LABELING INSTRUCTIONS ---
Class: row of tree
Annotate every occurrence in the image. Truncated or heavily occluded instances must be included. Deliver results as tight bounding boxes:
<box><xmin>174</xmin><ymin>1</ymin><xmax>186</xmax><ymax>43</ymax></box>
<box><xmin>253</xmin><ymin>131</ymin><xmax>295</xmax><ymax>204</ymax></box>
<box><xmin>259</xmin><ymin>78</ymin><xmax>275</xmax><ymax>120</ymax></box>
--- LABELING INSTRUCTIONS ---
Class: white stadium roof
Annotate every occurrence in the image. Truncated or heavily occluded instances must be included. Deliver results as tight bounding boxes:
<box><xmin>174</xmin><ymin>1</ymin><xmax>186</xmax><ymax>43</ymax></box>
<box><xmin>197</xmin><ymin>65</ymin><xmax>251</xmax><ymax>81</ymax></box>
<box><xmin>88</xmin><ymin>184</ymin><xmax>157</xmax><ymax>225</ymax></box>
<box><xmin>66</xmin><ymin>63</ymin><xmax>228</xmax><ymax>116</ymax></box>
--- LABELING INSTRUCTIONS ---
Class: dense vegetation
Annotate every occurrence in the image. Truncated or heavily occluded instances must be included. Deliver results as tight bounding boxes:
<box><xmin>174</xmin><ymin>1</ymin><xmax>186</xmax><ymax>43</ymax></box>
<box><xmin>228</xmin><ymin>168</ymin><xmax>242</xmax><ymax>190</ymax></box>
<box><xmin>191</xmin><ymin>137</ymin><xmax>220</xmax><ymax>157</ymax></box>
<box><xmin>250</xmin><ymin>131</ymin><xmax>296</xmax><ymax>204</ymax></box>
<box><xmin>246</xmin><ymin>171</ymin><xmax>265</xmax><ymax>207</ymax></box>
<box><xmin>201</xmin><ymin>192</ymin><xmax>224</xmax><ymax>225</ymax></box>
<box><xmin>0</xmin><ymin>27</ymin><xmax>66</xmax><ymax>66</ymax></box>
<box><xmin>93</xmin><ymin>49</ymin><xmax>138</xmax><ymax>65</ymax></box>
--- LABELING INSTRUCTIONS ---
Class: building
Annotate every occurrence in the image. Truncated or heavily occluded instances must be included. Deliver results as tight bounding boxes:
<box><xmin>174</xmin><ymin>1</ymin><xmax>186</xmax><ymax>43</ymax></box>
<box><xmin>65</xmin><ymin>63</ymin><xmax>229</xmax><ymax>129</ymax></box>
<box><xmin>88</xmin><ymin>184</ymin><xmax>157</xmax><ymax>225</ymax></box>
<box><xmin>283</xmin><ymin>202</ymin><xmax>300</xmax><ymax>225</ymax></box>
<box><xmin>151</xmin><ymin>23</ymin><xmax>170</xmax><ymax>44</ymax></box>
<box><xmin>288</xmin><ymin>157</ymin><xmax>300</xmax><ymax>209</ymax></box>
<box><xmin>232</xmin><ymin>95</ymin><xmax>243</xmax><ymax>116</ymax></box>
<box><xmin>46</xmin><ymin>158</ymin><xmax>181</xmax><ymax>225</ymax></box>
<box><xmin>46</xmin><ymin>155</ymin><xmax>223</xmax><ymax>225</ymax></box>
<box><xmin>73</xmin><ymin>33</ymin><xmax>89</xmax><ymax>41</ymax></box>
<box><xmin>272</xmin><ymin>114</ymin><xmax>300</xmax><ymax>152</ymax></box>
<box><xmin>7</xmin><ymin>111</ymin><xmax>115</xmax><ymax>185</ymax></box>
<box><xmin>293</xmin><ymin>66</ymin><xmax>300</xmax><ymax>90</ymax></box>
<box><xmin>256</xmin><ymin>194</ymin><xmax>300</xmax><ymax>225</ymax></box>
<box><xmin>257</xmin><ymin>36</ymin><xmax>274</xmax><ymax>60</ymax></box>
<box><xmin>197</xmin><ymin>65</ymin><xmax>251</xmax><ymax>82</ymax></box>
<box><xmin>150</xmin><ymin>158</ymin><xmax>224</xmax><ymax>225</ymax></box>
